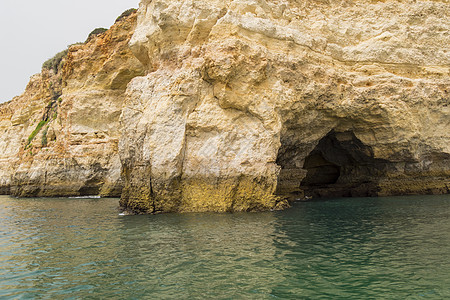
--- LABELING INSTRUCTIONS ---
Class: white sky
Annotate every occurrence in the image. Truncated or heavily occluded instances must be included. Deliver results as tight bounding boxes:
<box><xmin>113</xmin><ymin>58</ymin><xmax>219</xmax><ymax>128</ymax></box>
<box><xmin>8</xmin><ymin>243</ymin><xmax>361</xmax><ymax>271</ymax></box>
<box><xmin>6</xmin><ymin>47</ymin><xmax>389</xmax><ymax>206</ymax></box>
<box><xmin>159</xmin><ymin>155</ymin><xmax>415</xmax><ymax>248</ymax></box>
<box><xmin>0</xmin><ymin>0</ymin><xmax>140</xmax><ymax>103</ymax></box>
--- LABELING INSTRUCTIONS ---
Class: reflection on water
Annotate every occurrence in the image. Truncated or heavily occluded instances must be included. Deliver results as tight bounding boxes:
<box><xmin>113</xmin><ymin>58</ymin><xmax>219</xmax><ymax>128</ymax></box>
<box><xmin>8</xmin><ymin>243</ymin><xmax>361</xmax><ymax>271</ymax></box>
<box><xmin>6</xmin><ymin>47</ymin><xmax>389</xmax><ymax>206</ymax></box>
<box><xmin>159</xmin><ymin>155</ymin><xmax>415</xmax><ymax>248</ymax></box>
<box><xmin>0</xmin><ymin>195</ymin><xmax>449</xmax><ymax>299</ymax></box>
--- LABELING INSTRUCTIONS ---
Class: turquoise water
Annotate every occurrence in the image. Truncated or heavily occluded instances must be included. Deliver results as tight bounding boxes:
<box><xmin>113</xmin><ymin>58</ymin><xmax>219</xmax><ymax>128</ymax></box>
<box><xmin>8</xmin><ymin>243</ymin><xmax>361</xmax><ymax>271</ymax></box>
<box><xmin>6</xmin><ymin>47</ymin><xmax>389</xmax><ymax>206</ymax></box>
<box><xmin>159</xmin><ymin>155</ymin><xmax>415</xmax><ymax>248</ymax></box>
<box><xmin>1</xmin><ymin>195</ymin><xmax>450</xmax><ymax>299</ymax></box>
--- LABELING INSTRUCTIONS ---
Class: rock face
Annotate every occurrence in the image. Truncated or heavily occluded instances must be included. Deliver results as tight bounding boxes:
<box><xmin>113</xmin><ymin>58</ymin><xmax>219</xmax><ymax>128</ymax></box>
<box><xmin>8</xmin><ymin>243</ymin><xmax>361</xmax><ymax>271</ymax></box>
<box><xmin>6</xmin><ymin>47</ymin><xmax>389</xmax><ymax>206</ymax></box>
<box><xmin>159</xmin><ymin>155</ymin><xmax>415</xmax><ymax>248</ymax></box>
<box><xmin>0</xmin><ymin>12</ymin><xmax>144</xmax><ymax>197</ymax></box>
<box><xmin>0</xmin><ymin>1</ymin><xmax>449</xmax><ymax>213</ymax></box>
<box><xmin>119</xmin><ymin>0</ymin><xmax>450</xmax><ymax>213</ymax></box>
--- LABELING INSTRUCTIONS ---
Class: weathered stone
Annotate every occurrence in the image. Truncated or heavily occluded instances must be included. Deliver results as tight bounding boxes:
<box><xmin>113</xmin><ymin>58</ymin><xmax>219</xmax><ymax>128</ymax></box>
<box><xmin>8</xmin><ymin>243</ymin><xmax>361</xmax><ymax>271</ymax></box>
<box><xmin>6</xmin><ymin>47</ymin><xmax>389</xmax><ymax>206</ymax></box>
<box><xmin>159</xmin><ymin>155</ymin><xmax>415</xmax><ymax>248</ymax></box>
<box><xmin>119</xmin><ymin>0</ymin><xmax>449</xmax><ymax>213</ymax></box>
<box><xmin>1</xmin><ymin>1</ymin><xmax>449</xmax><ymax>213</ymax></box>
<box><xmin>0</xmin><ymin>12</ymin><xmax>144</xmax><ymax>197</ymax></box>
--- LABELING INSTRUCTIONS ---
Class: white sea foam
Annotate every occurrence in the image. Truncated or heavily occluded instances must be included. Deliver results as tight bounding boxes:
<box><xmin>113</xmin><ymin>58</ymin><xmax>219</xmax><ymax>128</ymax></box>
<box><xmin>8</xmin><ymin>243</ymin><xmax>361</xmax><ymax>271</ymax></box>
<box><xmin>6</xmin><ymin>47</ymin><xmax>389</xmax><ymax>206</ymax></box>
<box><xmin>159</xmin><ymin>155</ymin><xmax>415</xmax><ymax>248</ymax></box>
<box><xmin>68</xmin><ymin>196</ymin><xmax>101</xmax><ymax>199</ymax></box>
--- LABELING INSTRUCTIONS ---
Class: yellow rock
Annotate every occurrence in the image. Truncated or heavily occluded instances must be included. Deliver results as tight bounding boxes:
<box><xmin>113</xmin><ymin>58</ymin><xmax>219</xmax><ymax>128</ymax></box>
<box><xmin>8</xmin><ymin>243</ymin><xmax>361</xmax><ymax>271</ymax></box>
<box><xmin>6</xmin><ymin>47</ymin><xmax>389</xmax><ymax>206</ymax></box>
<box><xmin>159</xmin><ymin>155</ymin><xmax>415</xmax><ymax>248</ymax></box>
<box><xmin>0</xmin><ymin>12</ymin><xmax>144</xmax><ymax>197</ymax></box>
<box><xmin>1</xmin><ymin>2</ymin><xmax>449</xmax><ymax>214</ymax></box>
<box><xmin>119</xmin><ymin>0</ymin><xmax>450</xmax><ymax>213</ymax></box>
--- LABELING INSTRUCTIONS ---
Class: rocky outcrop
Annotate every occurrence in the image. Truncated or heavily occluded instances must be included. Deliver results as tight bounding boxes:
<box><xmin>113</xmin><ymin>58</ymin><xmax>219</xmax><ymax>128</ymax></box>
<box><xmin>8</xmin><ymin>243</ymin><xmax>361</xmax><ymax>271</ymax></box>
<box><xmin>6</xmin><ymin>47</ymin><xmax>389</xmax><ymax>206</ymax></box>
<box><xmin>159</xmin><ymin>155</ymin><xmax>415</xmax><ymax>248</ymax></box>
<box><xmin>0</xmin><ymin>11</ymin><xmax>144</xmax><ymax>197</ymax></box>
<box><xmin>1</xmin><ymin>1</ymin><xmax>448</xmax><ymax>213</ymax></box>
<box><xmin>119</xmin><ymin>0</ymin><xmax>450</xmax><ymax>213</ymax></box>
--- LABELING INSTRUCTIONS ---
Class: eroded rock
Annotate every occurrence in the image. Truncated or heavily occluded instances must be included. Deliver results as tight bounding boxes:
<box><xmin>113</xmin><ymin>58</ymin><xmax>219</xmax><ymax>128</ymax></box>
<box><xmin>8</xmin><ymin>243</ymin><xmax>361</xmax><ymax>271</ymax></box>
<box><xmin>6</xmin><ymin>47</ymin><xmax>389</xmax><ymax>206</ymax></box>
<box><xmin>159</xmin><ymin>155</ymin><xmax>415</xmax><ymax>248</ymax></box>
<box><xmin>0</xmin><ymin>11</ymin><xmax>144</xmax><ymax>197</ymax></box>
<box><xmin>1</xmin><ymin>1</ymin><xmax>448</xmax><ymax>212</ymax></box>
<box><xmin>119</xmin><ymin>0</ymin><xmax>450</xmax><ymax>213</ymax></box>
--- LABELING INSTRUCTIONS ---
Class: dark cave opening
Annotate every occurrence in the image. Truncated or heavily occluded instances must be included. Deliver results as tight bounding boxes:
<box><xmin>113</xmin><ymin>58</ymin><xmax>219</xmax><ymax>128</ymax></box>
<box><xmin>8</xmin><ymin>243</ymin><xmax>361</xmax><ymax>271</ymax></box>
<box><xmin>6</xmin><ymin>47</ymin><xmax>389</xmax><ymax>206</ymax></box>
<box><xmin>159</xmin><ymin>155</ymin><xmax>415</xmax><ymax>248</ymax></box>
<box><xmin>276</xmin><ymin>129</ymin><xmax>388</xmax><ymax>200</ymax></box>
<box><xmin>300</xmin><ymin>130</ymin><xmax>386</xmax><ymax>198</ymax></box>
<box><xmin>301</xmin><ymin>152</ymin><xmax>341</xmax><ymax>186</ymax></box>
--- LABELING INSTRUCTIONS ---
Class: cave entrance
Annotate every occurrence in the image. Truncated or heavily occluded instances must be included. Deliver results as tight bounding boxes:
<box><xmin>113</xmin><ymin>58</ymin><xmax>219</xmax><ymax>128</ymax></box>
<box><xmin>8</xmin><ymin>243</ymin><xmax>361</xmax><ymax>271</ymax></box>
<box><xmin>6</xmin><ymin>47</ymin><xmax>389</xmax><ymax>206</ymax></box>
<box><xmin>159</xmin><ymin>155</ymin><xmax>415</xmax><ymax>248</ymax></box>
<box><xmin>276</xmin><ymin>130</ymin><xmax>386</xmax><ymax>200</ymax></box>
<box><xmin>300</xmin><ymin>130</ymin><xmax>384</xmax><ymax>198</ymax></box>
<box><xmin>301</xmin><ymin>151</ymin><xmax>340</xmax><ymax>187</ymax></box>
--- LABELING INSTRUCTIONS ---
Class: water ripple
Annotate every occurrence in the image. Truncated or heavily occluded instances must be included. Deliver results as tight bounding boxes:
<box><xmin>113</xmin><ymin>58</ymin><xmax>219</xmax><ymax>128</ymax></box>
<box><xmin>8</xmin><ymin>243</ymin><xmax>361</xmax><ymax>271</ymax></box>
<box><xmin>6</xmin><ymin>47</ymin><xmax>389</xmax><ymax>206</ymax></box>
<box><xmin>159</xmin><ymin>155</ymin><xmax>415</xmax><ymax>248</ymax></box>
<box><xmin>0</xmin><ymin>195</ymin><xmax>450</xmax><ymax>298</ymax></box>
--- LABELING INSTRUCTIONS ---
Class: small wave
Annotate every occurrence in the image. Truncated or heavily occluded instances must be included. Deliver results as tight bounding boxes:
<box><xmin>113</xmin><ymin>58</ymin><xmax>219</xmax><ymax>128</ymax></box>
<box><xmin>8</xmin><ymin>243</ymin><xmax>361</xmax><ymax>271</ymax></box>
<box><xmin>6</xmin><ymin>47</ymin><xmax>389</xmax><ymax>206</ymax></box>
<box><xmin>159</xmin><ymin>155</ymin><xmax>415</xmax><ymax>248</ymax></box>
<box><xmin>68</xmin><ymin>196</ymin><xmax>101</xmax><ymax>199</ymax></box>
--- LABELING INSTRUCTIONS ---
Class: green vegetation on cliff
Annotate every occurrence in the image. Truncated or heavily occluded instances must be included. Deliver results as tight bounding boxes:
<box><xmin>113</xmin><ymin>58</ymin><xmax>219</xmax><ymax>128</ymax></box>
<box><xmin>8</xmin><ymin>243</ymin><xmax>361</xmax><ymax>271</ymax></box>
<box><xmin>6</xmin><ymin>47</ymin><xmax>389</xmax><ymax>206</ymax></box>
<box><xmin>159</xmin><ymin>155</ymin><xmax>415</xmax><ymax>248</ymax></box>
<box><xmin>41</xmin><ymin>126</ymin><xmax>49</xmax><ymax>147</ymax></box>
<box><xmin>25</xmin><ymin>120</ymin><xmax>48</xmax><ymax>149</ymax></box>
<box><xmin>116</xmin><ymin>8</ymin><xmax>137</xmax><ymax>23</ymax></box>
<box><xmin>86</xmin><ymin>28</ymin><xmax>108</xmax><ymax>43</ymax></box>
<box><xmin>42</xmin><ymin>50</ymin><xmax>68</xmax><ymax>74</ymax></box>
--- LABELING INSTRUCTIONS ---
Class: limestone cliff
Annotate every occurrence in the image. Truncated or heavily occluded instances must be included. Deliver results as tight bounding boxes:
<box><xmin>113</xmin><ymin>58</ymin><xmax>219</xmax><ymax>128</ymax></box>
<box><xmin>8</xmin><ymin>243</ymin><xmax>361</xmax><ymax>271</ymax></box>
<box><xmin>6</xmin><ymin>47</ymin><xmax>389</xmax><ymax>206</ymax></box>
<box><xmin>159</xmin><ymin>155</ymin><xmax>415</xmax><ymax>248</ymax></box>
<box><xmin>1</xmin><ymin>1</ymin><xmax>449</xmax><ymax>213</ymax></box>
<box><xmin>119</xmin><ymin>0</ymin><xmax>450</xmax><ymax>213</ymax></box>
<box><xmin>0</xmin><ymin>11</ymin><xmax>144</xmax><ymax>197</ymax></box>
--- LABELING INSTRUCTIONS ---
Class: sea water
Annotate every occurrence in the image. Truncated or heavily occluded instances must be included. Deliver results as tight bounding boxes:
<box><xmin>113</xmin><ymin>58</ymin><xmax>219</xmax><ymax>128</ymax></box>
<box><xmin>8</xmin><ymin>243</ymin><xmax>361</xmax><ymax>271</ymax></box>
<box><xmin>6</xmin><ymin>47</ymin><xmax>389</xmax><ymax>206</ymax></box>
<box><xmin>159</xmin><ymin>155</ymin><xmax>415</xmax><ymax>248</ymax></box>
<box><xmin>1</xmin><ymin>194</ymin><xmax>449</xmax><ymax>299</ymax></box>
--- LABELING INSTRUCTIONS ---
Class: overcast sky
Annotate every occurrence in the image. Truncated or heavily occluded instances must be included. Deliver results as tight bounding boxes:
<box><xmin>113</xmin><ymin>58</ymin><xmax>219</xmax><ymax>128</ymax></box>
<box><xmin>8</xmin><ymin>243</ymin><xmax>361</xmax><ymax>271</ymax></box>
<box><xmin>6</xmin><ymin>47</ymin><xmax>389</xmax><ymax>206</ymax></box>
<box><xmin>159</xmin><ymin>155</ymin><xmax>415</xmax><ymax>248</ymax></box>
<box><xmin>0</xmin><ymin>0</ymin><xmax>140</xmax><ymax>103</ymax></box>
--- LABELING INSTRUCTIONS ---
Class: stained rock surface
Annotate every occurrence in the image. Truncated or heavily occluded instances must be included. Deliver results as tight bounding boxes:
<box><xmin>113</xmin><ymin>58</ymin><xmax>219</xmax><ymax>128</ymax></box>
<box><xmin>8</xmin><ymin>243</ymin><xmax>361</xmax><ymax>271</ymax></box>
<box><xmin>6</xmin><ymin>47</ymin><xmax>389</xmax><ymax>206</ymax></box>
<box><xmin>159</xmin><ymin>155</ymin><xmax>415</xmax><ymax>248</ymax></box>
<box><xmin>119</xmin><ymin>0</ymin><xmax>450</xmax><ymax>213</ymax></box>
<box><xmin>0</xmin><ymin>12</ymin><xmax>144</xmax><ymax>197</ymax></box>
<box><xmin>1</xmin><ymin>1</ymin><xmax>449</xmax><ymax>213</ymax></box>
